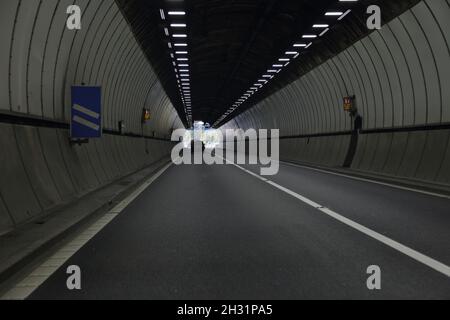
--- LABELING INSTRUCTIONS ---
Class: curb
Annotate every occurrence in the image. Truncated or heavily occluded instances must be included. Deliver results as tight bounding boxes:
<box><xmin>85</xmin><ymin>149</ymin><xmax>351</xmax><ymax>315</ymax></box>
<box><xmin>0</xmin><ymin>159</ymin><xmax>171</xmax><ymax>291</ymax></box>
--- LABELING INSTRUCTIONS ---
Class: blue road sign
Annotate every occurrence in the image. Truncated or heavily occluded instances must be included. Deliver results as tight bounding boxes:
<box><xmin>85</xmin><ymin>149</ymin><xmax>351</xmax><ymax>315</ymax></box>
<box><xmin>71</xmin><ymin>86</ymin><xmax>102</xmax><ymax>139</ymax></box>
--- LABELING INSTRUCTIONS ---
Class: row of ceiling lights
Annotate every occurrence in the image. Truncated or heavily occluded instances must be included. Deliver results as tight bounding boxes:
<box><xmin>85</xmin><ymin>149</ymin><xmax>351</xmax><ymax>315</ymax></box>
<box><xmin>160</xmin><ymin>8</ymin><xmax>192</xmax><ymax>126</ymax></box>
<box><xmin>213</xmin><ymin>0</ymin><xmax>359</xmax><ymax>128</ymax></box>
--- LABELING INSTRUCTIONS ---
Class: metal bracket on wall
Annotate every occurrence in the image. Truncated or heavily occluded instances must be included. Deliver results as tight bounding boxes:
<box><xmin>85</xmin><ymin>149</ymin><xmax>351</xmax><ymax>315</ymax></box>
<box><xmin>69</xmin><ymin>138</ymin><xmax>89</xmax><ymax>146</ymax></box>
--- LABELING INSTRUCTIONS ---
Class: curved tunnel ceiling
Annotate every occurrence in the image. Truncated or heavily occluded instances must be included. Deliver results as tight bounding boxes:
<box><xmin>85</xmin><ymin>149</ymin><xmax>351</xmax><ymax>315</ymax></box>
<box><xmin>116</xmin><ymin>0</ymin><xmax>421</xmax><ymax>127</ymax></box>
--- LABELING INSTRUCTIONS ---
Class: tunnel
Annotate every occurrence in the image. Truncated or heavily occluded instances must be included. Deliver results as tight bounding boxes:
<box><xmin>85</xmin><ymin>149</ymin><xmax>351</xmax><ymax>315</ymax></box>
<box><xmin>0</xmin><ymin>0</ymin><xmax>449</xmax><ymax>301</ymax></box>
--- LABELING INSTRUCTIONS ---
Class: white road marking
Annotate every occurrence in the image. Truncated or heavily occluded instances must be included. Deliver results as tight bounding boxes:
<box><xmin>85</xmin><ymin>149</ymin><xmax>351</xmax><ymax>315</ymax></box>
<box><xmin>224</xmin><ymin>158</ymin><xmax>450</xmax><ymax>278</ymax></box>
<box><xmin>282</xmin><ymin>161</ymin><xmax>450</xmax><ymax>200</ymax></box>
<box><xmin>1</xmin><ymin>163</ymin><xmax>172</xmax><ymax>300</ymax></box>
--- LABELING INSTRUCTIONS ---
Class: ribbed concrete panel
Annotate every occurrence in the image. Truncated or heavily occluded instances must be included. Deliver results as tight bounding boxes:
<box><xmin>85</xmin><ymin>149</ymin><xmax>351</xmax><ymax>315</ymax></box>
<box><xmin>10</xmin><ymin>1</ymin><xmax>40</xmax><ymax>114</ymax></box>
<box><xmin>94</xmin><ymin>135</ymin><xmax>120</xmax><ymax>180</ymax></box>
<box><xmin>0</xmin><ymin>0</ymin><xmax>18</xmax><ymax>111</ymax></box>
<box><xmin>37</xmin><ymin>127</ymin><xmax>76</xmax><ymax>201</ymax></box>
<box><xmin>382</xmin><ymin>132</ymin><xmax>409</xmax><ymax>176</ymax></box>
<box><xmin>369</xmin><ymin>133</ymin><xmax>393</xmax><ymax>172</ymax></box>
<box><xmin>397</xmin><ymin>132</ymin><xmax>428</xmax><ymax>178</ymax></box>
<box><xmin>0</xmin><ymin>124</ymin><xmax>41</xmax><ymax>226</ymax></box>
<box><xmin>437</xmin><ymin>138</ymin><xmax>450</xmax><ymax>184</ymax></box>
<box><xmin>0</xmin><ymin>0</ymin><xmax>181</xmax><ymax>131</ymax></box>
<box><xmin>0</xmin><ymin>0</ymin><xmax>181</xmax><ymax>235</ymax></box>
<box><xmin>41</xmin><ymin>0</ymin><xmax>73</xmax><ymax>119</ymax></box>
<box><xmin>427</xmin><ymin>0</ymin><xmax>450</xmax><ymax>122</ymax></box>
<box><xmin>84</xmin><ymin>140</ymin><xmax>109</xmax><ymax>186</ymax></box>
<box><xmin>0</xmin><ymin>196</ymin><xmax>13</xmax><ymax>236</ymax></box>
<box><xmin>415</xmin><ymin>130</ymin><xmax>450</xmax><ymax>181</ymax></box>
<box><xmin>101</xmin><ymin>27</ymin><xmax>131</xmax><ymax>129</ymax></box>
<box><xmin>222</xmin><ymin>0</ymin><xmax>450</xmax><ymax>185</ymax></box>
<box><xmin>14</xmin><ymin>126</ymin><xmax>61</xmax><ymax>210</ymax></box>
<box><xmin>27</xmin><ymin>1</ymin><xmax>57</xmax><ymax>117</ymax></box>
<box><xmin>0</xmin><ymin>124</ymin><xmax>174</xmax><ymax>235</ymax></box>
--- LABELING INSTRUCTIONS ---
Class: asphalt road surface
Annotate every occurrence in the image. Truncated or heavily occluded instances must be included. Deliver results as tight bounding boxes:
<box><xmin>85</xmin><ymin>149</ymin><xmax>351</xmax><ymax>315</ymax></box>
<box><xmin>28</xmin><ymin>161</ymin><xmax>450</xmax><ymax>299</ymax></box>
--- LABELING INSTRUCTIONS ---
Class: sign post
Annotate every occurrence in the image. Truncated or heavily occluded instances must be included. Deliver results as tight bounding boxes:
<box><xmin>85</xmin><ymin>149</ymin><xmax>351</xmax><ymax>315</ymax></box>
<box><xmin>70</xmin><ymin>86</ymin><xmax>102</xmax><ymax>143</ymax></box>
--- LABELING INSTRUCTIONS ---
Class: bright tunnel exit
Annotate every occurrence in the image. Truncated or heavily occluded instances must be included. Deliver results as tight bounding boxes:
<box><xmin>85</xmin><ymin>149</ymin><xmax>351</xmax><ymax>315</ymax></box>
<box><xmin>183</xmin><ymin>121</ymin><xmax>222</xmax><ymax>149</ymax></box>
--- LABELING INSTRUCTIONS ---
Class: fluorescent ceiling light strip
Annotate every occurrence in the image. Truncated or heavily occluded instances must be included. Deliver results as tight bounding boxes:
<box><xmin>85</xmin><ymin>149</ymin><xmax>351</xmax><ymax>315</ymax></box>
<box><xmin>313</xmin><ymin>24</ymin><xmax>329</xmax><ymax>28</ymax></box>
<box><xmin>168</xmin><ymin>11</ymin><xmax>186</xmax><ymax>16</ymax></box>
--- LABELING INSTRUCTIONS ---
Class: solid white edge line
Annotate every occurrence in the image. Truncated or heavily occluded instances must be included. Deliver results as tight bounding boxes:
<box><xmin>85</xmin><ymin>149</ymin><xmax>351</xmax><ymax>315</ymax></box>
<box><xmin>318</xmin><ymin>207</ymin><xmax>450</xmax><ymax>277</ymax></box>
<box><xmin>1</xmin><ymin>163</ymin><xmax>173</xmax><ymax>300</ymax></box>
<box><xmin>282</xmin><ymin>161</ymin><xmax>450</xmax><ymax>200</ymax></box>
<box><xmin>227</xmin><ymin>160</ymin><xmax>450</xmax><ymax>278</ymax></box>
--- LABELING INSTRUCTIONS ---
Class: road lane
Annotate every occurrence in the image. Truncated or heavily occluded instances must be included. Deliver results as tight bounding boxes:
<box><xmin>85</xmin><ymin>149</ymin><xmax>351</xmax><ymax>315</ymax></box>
<box><xmin>27</xmin><ymin>163</ymin><xmax>450</xmax><ymax>299</ymax></box>
<box><xmin>240</xmin><ymin>160</ymin><xmax>450</xmax><ymax>265</ymax></box>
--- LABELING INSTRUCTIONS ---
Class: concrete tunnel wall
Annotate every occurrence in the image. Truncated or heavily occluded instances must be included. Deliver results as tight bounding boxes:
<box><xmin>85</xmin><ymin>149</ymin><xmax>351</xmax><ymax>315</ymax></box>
<box><xmin>221</xmin><ymin>0</ymin><xmax>450</xmax><ymax>185</ymax></box>
<box><xmin>0</xmin><ymin>0</ymin><xmax>184</xmax><ymax>235</ymax></box>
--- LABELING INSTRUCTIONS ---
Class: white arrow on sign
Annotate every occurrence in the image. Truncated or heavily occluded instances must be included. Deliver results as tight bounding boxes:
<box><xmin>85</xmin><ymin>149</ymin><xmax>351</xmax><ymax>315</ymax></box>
<box><xmin>72</xmin><ymin>103</ymin><xmax>100</xmax><ymax>131</ymax></box>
